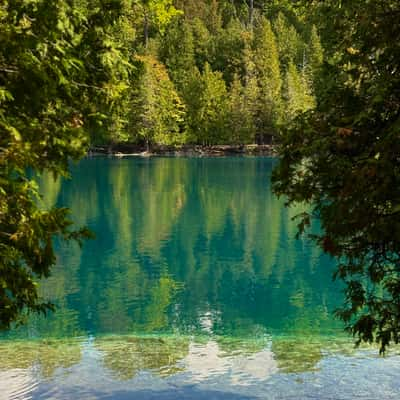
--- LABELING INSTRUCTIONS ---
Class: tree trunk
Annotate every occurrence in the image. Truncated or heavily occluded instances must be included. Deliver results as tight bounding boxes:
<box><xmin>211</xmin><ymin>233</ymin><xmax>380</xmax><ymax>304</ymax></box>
<box><xmin>249</xmin><ymin>0</ymin><xmax>254</xmax><ymax>29</ymax></box>
<box><xmin>144</xmin><ymin>12</ymin><xmax>149</xmax><ymax>47</ymax></box>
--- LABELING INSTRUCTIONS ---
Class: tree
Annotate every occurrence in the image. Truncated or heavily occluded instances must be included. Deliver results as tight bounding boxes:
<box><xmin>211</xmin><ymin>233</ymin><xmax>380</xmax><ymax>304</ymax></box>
<box><xmin>283</xmin><ymin>61</ymin><xmax>315</xmax><ymax>123</ymax></box>
<box><xmin>228</xmin><ymin>74</ymin><xmax>255</xmax><ymax>144</ymax></box>
<box><xmin>132</xmin><ymin>55</ymin><xmax>186</xmax><ymax>148</ymax></box>
<box><xmin>158</xmin><ymin>17</ymin><xmax>196</xmax><ymax>91</ymax></box>
<box><xmin>134</xmin><ymin>0</ymin><xmax>181</xmax><ymax>46</ymax></box>
<box><xmin>241</xmin><ymin>42</ymin><xmax>260</xmax><ymax>143</ymax></box>
<box><xmin>184</xmin><ymin>63</ymin><xmax>228</xmax><ymax>145</ymax></box>
<box><xmin>0</xmin><ymin>0</ymin><xmax>133</xmax><ymax>329</ymax></box>
<box><xmin>272</xmin><ymin>0</ymin><xmax>400</xmax><ymax>352</ymax></box>
<box><xmin>205</xmin><ymin>0</ymin><xmax>222</xmax><ymax>34</ymax></box>
<box><xmin>212</xmin><ymin>18</ymin><xmax>247</xmax><ymax>85</ymax></box>
<box><xmin>86</xmin><ymin>3</ymin><xmax>137</xmax><ymax>146</ymax></box>
<box><xmin>272</xmin><ymin>12</ymin><xmax>302</xmax><ymax>71</ymax></box>
<box><xmin>305</xmin><ymin>25</ymin><xmax>323</xmax><ymax>85</ymax></box>
<box><xmin>252</xmin><ymin>16</ymin><xmax>282</xmax><ymax>143</ymax></box>
<box><xmin>191</xmin><ymin>17</ymin><xmax>212</xmax><ymax>71</ymax></box>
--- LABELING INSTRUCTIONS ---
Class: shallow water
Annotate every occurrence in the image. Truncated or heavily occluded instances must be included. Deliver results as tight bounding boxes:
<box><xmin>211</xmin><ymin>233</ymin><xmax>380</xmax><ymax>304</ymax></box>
<box><xmin>1</xmin><ymin>157</ymin><xmax>399</xmax><ymax>399</ymax></box>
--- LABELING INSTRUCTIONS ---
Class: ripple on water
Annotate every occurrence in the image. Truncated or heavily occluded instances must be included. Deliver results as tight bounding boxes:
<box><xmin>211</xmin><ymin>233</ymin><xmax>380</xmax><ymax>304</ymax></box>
<box><xmin>0</xmin><ymin>369</ymin><xmax>38</xmax><ymax>400</ymax></box>
<box><xmin>0</xmin><ymin>336</ymin><xmax>400</xmax><ymax>399</ymax></box>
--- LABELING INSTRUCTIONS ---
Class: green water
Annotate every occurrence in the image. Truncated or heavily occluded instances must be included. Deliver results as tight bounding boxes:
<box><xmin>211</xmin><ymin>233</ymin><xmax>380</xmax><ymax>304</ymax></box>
<box><xmin>1</xmin><ymin>157</ymin><xmax>400</xmax><ymax>400</ymax></box>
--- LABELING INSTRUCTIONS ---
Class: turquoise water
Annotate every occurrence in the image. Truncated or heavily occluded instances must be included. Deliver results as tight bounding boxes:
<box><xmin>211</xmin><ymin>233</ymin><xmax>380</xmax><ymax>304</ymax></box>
<box><xmin>1</xmin><ymin>157</ymin><xmax>400</xmax><ymax>399</ymax></box>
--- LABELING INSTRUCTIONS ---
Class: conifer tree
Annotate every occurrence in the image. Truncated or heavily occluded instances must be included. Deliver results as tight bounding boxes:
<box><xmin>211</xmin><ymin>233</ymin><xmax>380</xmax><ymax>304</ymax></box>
<box><xmin>132</xmin><ymin>56</ymin><xmax>186</xmax><ymax>148</ymax></box>
<box><xmin>213</xmin><ymin>19</ymin><xmax>247</xmax><ymax>84</ymax></box>
<box><xmin>305</xmin><ymin>25</ymin><xmax>324</xmax><ymax>95</ymax></box>
<box><xmin>273</xmin><ymin>0</ymin><xmax>400</xmax><ymax>352</ymax></box>
<box><xmin>228</xmin><ymin>74</ymin><xmax>255</xmax><ymax>144</ymax></box>
<box><xmin>284</xmin><ymin>61</ymin><xmax>316</xmax><ymax>122</ymax></box>
<box><xmin>159</xmin><ymin>18</ymin><xmax>196</xmax><ymax>90</ymax></box>
<box><xmin>242</xmin><ymin>41</ymin><xmax>259</xmax><ymax>142</ymax></box>
<box><xmin>206</xmin><ymin>0</ymin><xmax>223</xmax><ymax>34</ymax></box>
<box><xmin>273</xmin><ymin>12</ymin><xmax>301</xmax><ymax>71</ymax></box>
<box><xmin>253</xmin><ymin>16</ymin><xmax>282</xmax><ymax>142</ymax></box>
<box><xmin>191</xmin><ymin>18</ymin><xmax>212</xmax><ymax>70</ymax></box>
<box><xmin>179</xmin><ymin>67</ymin><xmax>203</xmax><ymax>143</ymax></box>
<box><xmin>185</xmin><ymin>63</ymin><xmax>228</xmax><ymax>145</ymax></box>
<box><xmin>308</xmin><ymin>25</ymin><xmax>323</xmax><ymax>73</ymax></box>
<box><xmin>0</xmin><ymin>0</ymin><xmax>135</xmax><ymax>328</ymax></box>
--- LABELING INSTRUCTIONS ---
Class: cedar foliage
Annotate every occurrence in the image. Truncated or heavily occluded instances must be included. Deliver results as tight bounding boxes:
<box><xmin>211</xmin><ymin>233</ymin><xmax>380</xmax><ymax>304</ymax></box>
<box><xmin>0</xmin><ymin>0</ymin><xmax>135</xmax><ymax>328</ymax></box>
<box><xmin>272</xmin><ymin>0</ymin><xmax>400</xmax><ymax>352</ymax></box>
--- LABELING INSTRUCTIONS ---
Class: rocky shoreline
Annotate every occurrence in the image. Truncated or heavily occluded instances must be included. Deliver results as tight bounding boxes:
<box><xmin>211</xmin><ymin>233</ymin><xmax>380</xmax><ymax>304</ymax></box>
<box><xmin>88</xmin><ymin>144</ymin><xmax>277</xmax><ymax>157</ymax></box>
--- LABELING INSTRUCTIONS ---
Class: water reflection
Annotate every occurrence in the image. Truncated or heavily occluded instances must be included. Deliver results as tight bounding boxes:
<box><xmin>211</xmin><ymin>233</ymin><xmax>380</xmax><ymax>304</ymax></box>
<box><xmin>9</xmin><ymin>158</ymin><xmax>343</xmax><ymax>339</ymax></box>
<box><xmin>0</xmin><ymin>340</ymin><xmax>81</xmax><ymax>377</ymax></box>
<box><xmin>95</xmin><ymin>336</ymin><xmax>189</xmax><ymax>380</ymax></box>
<box><xmin>182</xmin><ymin>339</ymin><xmax>277</xmax><ymax>385</ymax></box>
<box><xmin>3</xmin><ymin>157</ymin><xmax>400</xmax><ymax>398</ymax></box>
<box><xmin>1</xmin><ymin>336</ymin><xmax>400</xmax><ymax>400</ymax></box>
<box><xmin>0</xmin><ymin>336</ymin><xmax>353</xmax><ymax>382</ymax></box>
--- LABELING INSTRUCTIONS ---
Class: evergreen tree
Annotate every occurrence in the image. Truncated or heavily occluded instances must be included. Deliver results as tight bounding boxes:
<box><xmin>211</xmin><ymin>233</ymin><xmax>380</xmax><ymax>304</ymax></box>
<box><xmin>185</xmin><ymin>63</ymin><xmax>228</xmax><ymax>145</ymax></box>
<box><xmin>0</xmin><ymin>0</ymin><xmax>134</xmax><ymax>328</ymax></box>
<box><xmin>158</xmin><ymin>17</ymin><xmax>196</xmax><ymax>90</ymax></box>
<box><xmin>242</xmin><ymin>40</ymin><xmax>259</xmax><ymax>143</ymax></box>
<box><xmin>206</xmin><ymin>0</ymin><xmax>223</xmax><ymax>34</ymax></box>
<box><xmin>273</xmin><ymin>0</ymin><xmax>400</xmax><ymax>352</ymax></box>
<box><xmin>253</xmin><ymin>16</ymin><xmax>282</xmax><ymax>142</ymax></box>
<box><xmin>212</xmin><ymin>18</ymin><xmax>247</xmax><ymax>84</ymax></box>
<box><xmin>228</xmin><ymin>74</ymin><xmax>255</xmax><ymax>144</ymax></box>
<box><xmin>191</xmin><ymin>18</ymin><xmax>212</xmax><ymax>70</ymax></box>
<box><xmin>284</xmin><ymin>62</ymin><xmax>315</xmax><ymax>122</ymax></box>
<box><xmin>304</xmin><ymin>25</ymin><xmax>324</xmax><ymax>96</ymax></box>
<box><xmin>174</xmin><ymin>0</ymin><xmax>208</xmax><ymax>21</ymax></box>
<box><xmin>273</xmin><ymin>12</ymin><xmax>302</xmax><ymax>71</ymax></box>
<box><xmin>132</xmin><ymin>55</ymin><xmax>186</xmax><ymax>148</ymax></box>
<box><xmin>307</xmin><ymin>25</ymin><xmax>323</xmax><ymax>73</ymax></box>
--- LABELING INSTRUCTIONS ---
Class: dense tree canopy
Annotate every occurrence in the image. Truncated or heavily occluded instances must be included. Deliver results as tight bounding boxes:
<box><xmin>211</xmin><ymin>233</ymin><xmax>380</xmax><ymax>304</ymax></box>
<box><xmin>97</xmin><ymin>0</ymin><xmax>322</xmax><ymax>147</ymax></box>
<box><xmin>272</xmin><ymin>0</ymin><xmax>400</xmax><ymax>352</ymax></box>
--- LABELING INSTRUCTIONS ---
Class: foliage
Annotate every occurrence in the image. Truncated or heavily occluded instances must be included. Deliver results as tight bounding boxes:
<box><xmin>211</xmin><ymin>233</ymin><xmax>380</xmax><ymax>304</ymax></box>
<box><xmin>0</xmin><ymin>0</ymin><xmax>325</xmax><ymax>328</ymax></box>
<box><xmin>272</xmin><ymin>0</ymin><xmax>400</xmax><ymax>352</ymax></box>
<box><xmin>283</xmin><ymin>61</ymin><xmax>315</xmax><ymax>123</ymax></box>
<box><xmin>133</xmin><ymin>0</ymin><xmax>182</xmax><ymax>45</ymax></box>
<box><xmin>131</xmin><ymin>55</ymin><xmax>186</xmax><ymax>147</ymax></box>
<box><xmin>184</xmin><ymin>63</ymin><xmax>229</xmax><ymax>145</ymax></box>
<box><xmin>133</xmin><ymin>0</ymin><xmax>322</xmax><ymax>146</ymax></box>
<box><xmin>252</xmin><ymin>16</ymin><xmax>282</xmax><ymax>142</ymax></box>
<box><xmin>228</xmin><ymin>74</ymin><xmax>255</xmax><ymax>144</ymax></box>
<box><xmin>158</xmin><ymin>17</ymin><xmax>196</xmax><ymax>90</ymax></box>
<box><xmin>272</xmin><ymin>12</ymin><xmax>302</xmax><ymax>71</ymax></box>
<box><xmin>0</xmin><ymin>0</ymin><xmax>133</xmax><ymax>328</ymax></box>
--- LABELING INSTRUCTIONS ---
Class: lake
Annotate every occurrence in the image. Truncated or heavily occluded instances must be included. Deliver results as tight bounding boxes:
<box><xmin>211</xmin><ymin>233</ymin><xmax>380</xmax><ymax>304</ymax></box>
<box><xmin>1</xmin><ymin>157</ymin><xmax>400</xmax><ymax>399</ymax></box>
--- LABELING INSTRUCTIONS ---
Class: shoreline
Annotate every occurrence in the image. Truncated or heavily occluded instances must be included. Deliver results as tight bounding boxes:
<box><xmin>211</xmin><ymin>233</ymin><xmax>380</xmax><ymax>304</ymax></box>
<box><xmin>88</xmin><ymin>144</ymin><xmax>277</xmax><ymax>157</ymax></box>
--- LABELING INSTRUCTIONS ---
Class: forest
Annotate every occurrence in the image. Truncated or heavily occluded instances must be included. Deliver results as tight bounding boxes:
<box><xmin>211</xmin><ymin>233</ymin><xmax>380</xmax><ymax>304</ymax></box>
<box><xmin>0</xmin><ymin>0</ymin><xmax>323</xmax><ymax>149</ymax></box>
<box><xmin>94</xmin><ymin>0</ymin><xmax>323</xmax><ymax>147</ymax></box>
